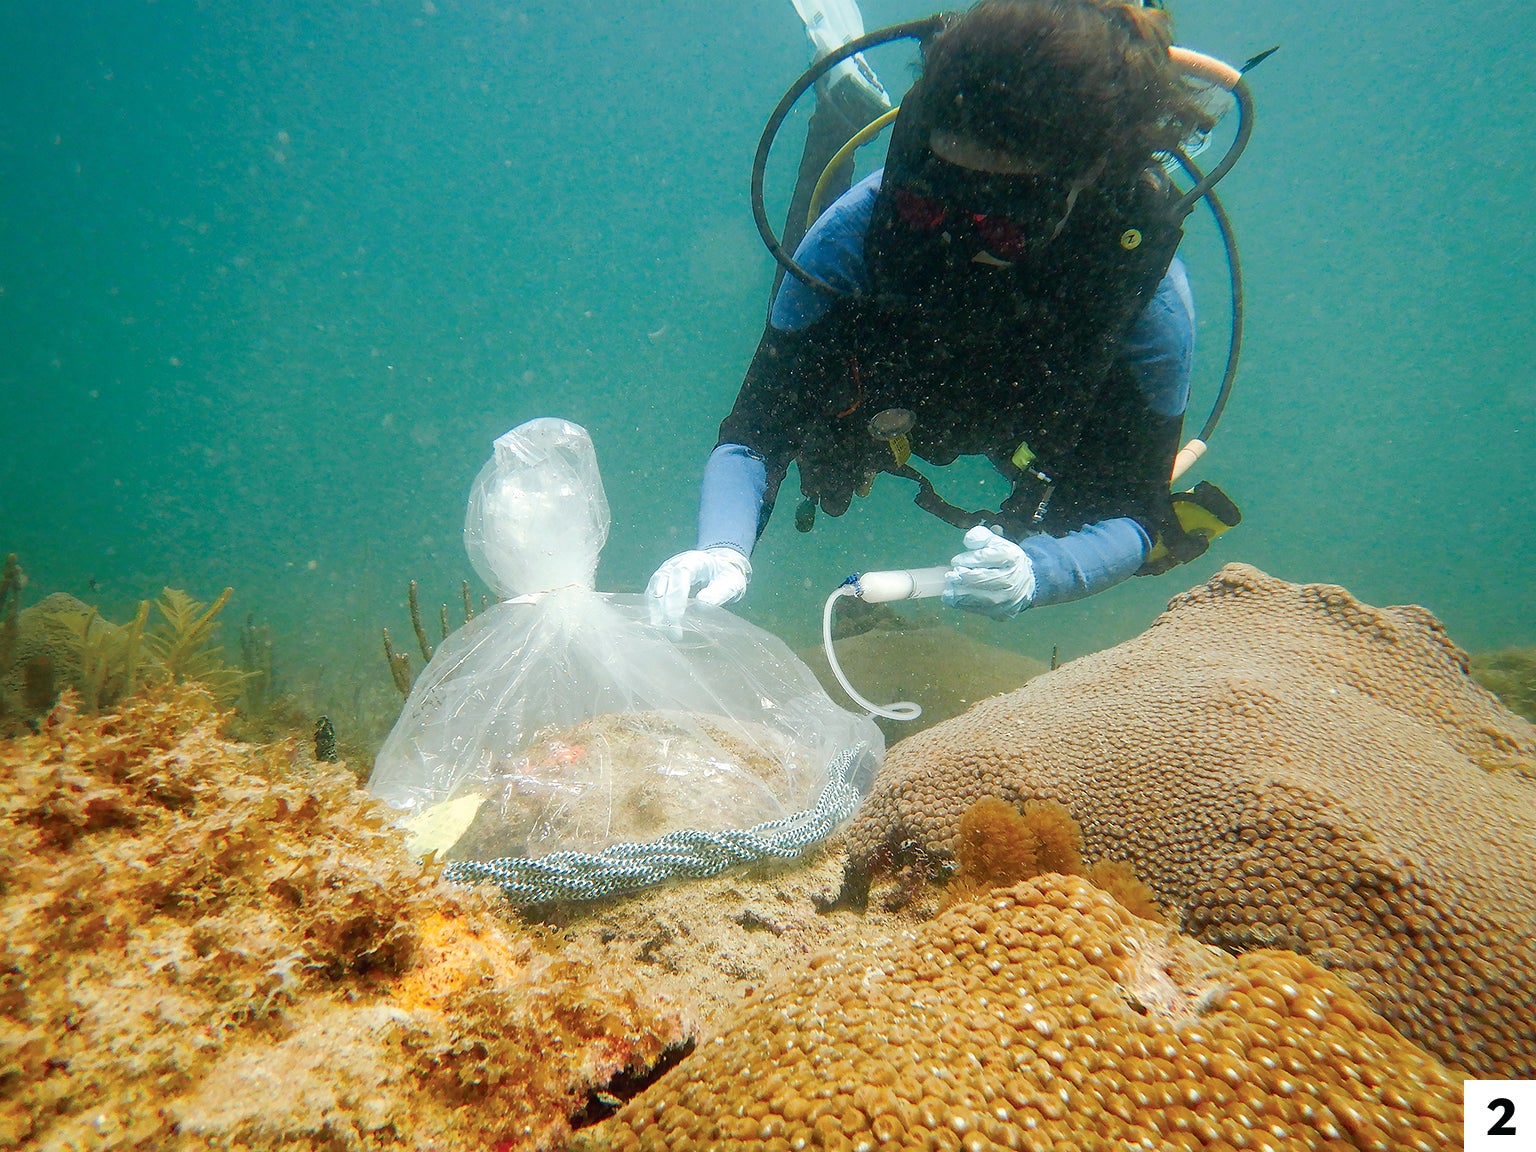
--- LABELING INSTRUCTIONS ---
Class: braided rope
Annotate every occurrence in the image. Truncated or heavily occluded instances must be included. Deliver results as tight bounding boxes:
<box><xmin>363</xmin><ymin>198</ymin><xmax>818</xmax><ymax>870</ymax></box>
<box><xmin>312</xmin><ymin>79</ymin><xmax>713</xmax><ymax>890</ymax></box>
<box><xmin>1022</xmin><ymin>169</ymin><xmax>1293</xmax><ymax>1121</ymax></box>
<box><xmin>442</xmin><ymin>743</ymin><xmax>875</xmax><ymax>905</ymax></box>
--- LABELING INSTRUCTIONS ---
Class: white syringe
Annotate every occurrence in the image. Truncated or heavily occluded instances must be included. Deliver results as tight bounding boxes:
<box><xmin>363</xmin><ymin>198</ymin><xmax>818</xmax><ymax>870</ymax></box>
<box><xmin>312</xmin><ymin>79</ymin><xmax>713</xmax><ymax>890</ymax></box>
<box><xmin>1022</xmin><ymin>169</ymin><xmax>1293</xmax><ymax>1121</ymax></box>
<box><xmin>846</xmin><ymin>566</ymin><xmax>950</xmax><ymax>604</ymax></box>
<box><xmin>823</xmin><ymin>565</ymin><xmax>952</xmax><ymax>721</ymax></box>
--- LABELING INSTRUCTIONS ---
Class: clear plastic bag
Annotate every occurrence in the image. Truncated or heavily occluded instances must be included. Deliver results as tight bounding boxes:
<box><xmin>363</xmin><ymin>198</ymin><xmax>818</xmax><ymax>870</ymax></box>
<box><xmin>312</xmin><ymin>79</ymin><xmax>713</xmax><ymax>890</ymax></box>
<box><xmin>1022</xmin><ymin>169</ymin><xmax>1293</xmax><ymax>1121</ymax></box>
<box><xmin>368</xmin><ymin>418</ymin><xmax>882</xmax><ymax>867</ymax></box>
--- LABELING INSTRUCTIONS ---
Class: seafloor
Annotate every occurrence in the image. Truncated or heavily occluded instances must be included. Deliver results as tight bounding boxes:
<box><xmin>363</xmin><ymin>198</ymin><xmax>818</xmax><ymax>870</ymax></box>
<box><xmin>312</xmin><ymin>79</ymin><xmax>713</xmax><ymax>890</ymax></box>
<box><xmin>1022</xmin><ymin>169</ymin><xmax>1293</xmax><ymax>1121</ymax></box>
<box><xmin>2</xmin><ymin>563</ymin><xmax>1533</xmax><ymax>1151</ymax></box>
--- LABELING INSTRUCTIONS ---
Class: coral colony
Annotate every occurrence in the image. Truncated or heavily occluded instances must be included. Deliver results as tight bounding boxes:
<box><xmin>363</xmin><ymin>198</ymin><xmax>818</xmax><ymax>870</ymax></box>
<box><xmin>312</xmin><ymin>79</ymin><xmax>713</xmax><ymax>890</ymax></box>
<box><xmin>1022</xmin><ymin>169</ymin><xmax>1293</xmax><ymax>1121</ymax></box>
<box><xmin>2</xmin><ymin>559</ymin><xmax>1533</xmax><ymax>1149</ymax></box>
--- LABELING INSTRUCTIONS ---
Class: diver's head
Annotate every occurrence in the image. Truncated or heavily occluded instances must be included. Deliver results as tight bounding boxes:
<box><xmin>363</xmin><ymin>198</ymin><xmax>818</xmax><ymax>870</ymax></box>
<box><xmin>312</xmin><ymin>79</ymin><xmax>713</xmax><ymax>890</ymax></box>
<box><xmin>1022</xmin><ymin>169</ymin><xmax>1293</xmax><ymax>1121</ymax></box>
<box><xmin>914</xmin><ymin>0</ymin><xmax>1209</xmax><ymax>185</ymax></box>
<box><xmin>869</xmin><ymin>0</ymin><xmax>1210</xmax><ymax>280</ymax></box>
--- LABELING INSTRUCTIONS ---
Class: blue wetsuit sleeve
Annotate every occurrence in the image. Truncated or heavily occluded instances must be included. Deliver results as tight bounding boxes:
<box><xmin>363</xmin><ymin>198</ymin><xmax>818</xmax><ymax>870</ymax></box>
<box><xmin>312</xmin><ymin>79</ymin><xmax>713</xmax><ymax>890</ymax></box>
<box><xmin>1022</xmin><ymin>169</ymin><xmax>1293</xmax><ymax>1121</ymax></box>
<box><xmin>696</xmin><ymin>443</ymin><xmax>768</xmax><ymax>557</ymax></box>
<box><xmin>1119</xmin><ymin>257</ymin><xmax>1194</xmax><ymax>417</ymax></box>
<box><xmin>1018</xmin><ymin>518</ymin><xmax>1152</xmax><ymax>608</ymax></box>
<box><xmin>1014</xmin><ymin>258</ymin><xmax>1193</xmax><ymax>608</ymax></box>
<box><xmin>769</xmin><ymin>170</ymin><xmax>881</xmax><ymax>331</ymax></box>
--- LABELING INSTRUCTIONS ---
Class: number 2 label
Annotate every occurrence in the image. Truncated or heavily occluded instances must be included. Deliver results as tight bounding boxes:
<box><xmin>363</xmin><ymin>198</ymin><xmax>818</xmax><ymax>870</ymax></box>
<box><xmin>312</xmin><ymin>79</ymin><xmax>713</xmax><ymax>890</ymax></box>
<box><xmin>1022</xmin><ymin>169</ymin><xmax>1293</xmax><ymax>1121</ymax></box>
<box><xmin>1466</xmin><ymin>1080</ymin><xmax>1536</xmax><ymax>1150</ymax></box>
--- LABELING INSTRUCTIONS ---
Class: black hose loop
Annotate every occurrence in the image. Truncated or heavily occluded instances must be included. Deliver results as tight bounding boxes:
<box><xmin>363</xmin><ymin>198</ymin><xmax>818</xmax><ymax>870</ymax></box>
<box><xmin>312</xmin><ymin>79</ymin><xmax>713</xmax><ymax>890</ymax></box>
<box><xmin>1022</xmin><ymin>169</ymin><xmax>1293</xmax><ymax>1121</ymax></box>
<box><xmin>1171</xmin><ymin>77</ymin><xmax>1253</xmax><ymax>218</ymax></box>
<box><xmin>752</xmin><ymin>16</ymin><xmax>947</xmax><ymax>294</ymax></box>
<box><xmin>1167</xmin><ymin>151</ymin><xmax>1243</xmax><ymax>446</ymax></box>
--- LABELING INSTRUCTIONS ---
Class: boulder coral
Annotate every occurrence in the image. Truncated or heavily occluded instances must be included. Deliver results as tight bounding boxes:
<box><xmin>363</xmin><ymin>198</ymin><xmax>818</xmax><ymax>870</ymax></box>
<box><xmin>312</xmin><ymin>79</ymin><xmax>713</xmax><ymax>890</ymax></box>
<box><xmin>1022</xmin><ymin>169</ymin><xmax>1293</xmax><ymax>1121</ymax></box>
<box><xmin>0</xmin><ymin>686</ymin><xmax>688</xmax><ymax>1151</ymax></box>
<box><xmin>580</xmin><ymin>874</ymin><xmax>1460</xmax><ymax>1152</ymax></box>
<box><xmin>844</xmin><ymin>563</ymin><xmax>1536</xmax><ymax>1078</ymax></box>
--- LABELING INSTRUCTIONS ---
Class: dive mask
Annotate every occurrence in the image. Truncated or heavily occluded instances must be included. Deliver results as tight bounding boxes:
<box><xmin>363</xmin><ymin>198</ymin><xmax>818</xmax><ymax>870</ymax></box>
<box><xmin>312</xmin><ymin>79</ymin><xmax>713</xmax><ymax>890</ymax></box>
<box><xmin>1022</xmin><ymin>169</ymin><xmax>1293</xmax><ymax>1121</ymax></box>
<box><xmin>890</xmin><ymin>152</ymin><xmax>1098</xmax><ymax>261</ymax></box>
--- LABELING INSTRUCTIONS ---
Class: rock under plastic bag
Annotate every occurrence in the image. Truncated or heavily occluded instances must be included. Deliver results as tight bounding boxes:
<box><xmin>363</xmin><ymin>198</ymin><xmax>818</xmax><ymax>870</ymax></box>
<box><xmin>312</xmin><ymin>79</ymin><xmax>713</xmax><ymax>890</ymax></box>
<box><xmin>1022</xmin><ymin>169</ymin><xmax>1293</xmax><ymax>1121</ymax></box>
<box><xmin>368</xmin><ymin>418</ymin><xmax>882</xmax><ymax>863</ymax></box>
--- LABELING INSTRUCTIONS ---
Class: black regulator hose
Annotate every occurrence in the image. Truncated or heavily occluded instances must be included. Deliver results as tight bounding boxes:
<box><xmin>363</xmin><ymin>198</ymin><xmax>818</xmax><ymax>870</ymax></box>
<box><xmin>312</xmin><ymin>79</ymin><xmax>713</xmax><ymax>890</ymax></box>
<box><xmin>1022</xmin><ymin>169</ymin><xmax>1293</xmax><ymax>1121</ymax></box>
<box><xmin>1164</xmin><ymin>143</ymin><xmax>1246</xmax><ymax>450</ymax></box>
<box><xmin>752</xmin><ymin>22</ymin><xmax>1262</xmax><ymax>456</ymax></box>
<box><xmin>1172</xmin><ymin>76</ymin><xmax>1254</xmax><ymax>218</ymax></box>
<box><xmin>1167</xmin><ymin>71</ymin><xmax>1256</xmax><ymax>451</ymax></box>
<box><xmin>751</xmin><ymin>16</ymin><xmax>947</xmax><ymax>296</ymax></box>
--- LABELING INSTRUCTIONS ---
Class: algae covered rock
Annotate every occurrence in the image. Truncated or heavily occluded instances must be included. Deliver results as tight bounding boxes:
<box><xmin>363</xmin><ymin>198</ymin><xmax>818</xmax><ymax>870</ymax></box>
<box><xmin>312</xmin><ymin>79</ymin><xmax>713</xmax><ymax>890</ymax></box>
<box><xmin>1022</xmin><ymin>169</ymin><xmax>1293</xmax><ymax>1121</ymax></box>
<box><xmin>0</xmin><ymin>686</ymin><xmax>688</xmax><ymax>1151</ymax></box>
<box><xmin>1472</xmin><ymin>645</ymin><xmax>1536</xmax><ymax>722</ymax></box>
<box><xmin>1</xmin><ymin>585</ymin><xmax>248</xmax><ymax>728</ymax></box>
<box><xmin>0</xmin><ymin>592</ymin><xmax>89</xmax><ymax>728</ymax></box>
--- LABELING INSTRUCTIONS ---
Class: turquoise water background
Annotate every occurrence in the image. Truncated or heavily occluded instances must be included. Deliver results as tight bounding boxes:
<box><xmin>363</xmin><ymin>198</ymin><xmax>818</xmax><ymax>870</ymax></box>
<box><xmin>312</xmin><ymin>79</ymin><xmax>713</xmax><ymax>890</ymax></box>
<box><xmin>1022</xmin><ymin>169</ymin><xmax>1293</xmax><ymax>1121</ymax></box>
<box><xmin>3</xmin><ymin>0</ymin><xmax>1532</xmax><ymax>735</ymax></box>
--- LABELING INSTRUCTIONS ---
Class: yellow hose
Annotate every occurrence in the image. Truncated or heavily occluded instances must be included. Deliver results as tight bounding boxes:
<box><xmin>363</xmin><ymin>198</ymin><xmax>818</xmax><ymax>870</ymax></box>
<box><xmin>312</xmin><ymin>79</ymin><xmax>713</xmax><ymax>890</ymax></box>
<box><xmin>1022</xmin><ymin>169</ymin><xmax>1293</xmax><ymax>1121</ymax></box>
<box><xmin>806</xmin><ymin>105</ymin><xmax>900</xmax><ymax>228</ymax></box>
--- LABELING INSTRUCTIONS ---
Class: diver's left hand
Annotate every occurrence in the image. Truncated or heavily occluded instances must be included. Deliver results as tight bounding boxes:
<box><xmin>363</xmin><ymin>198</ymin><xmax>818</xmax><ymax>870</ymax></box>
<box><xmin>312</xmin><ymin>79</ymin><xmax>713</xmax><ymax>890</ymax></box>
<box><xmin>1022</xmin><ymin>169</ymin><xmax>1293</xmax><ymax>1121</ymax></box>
<box><xmin>942</xmin><ymin>525</ymin><xmax>1036</xmax><ymax>619</ymax></box>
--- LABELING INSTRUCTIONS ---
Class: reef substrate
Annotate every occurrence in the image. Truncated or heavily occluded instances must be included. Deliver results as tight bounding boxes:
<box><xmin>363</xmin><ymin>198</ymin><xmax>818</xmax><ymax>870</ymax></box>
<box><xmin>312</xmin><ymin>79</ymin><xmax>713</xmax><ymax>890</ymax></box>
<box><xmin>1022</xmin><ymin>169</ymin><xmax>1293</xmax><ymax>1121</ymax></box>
<box><xmin>4</xmin><ymin>563</ymin><xmax>1525</xmax><ymax>1152</ymax></box>
<box><xmin>0</xmin><ymin>687</ymin><xmax>687</xmax><ymax>1151</ymax></box>
<box><xmin>577</xmin><ymin>874</ymin><xmax>1463</xmax><ymax>1152</ymax></box>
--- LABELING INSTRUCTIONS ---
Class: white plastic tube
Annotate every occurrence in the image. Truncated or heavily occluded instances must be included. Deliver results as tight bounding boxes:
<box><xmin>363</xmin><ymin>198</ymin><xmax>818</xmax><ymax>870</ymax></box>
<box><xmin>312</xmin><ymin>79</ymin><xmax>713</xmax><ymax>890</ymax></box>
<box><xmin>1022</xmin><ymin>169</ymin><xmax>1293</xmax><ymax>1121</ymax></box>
<box><xmin>1168</xmin><ymin>46</ymin><xmax>1242</xmax><ymax>92</ymax></box>
<box><xmin>1170</xmin><ymin>437</ymin><xmax>1208</xmax><ymax>483</ymax></box>
<box><xmin>852</xmin><ymin>566</ymin><xmax>949</xmax><ymax>603</ymax></box>
<box><xmin>822</xmin><ymin>566</ymin><xmax>950</xmax><ymax>721</ymax></box>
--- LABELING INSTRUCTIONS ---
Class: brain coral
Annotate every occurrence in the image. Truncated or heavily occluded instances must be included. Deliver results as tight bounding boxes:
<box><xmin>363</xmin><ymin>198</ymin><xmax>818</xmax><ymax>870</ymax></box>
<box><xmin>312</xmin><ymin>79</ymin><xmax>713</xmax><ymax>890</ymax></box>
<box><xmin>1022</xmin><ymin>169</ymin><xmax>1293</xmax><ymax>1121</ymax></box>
<box><xmin>845</xmin><ymin>563</ymin><xmax>1536</xmax><ymax>1078</ymax></box>
<box><xmin>0</xmin><ymin>686</ymin><xmax>687</xmax><ymax>1151</ymax></box>
<box><xmin>581</xmin><ymin>874</ymin><xmax>1460</xmax><ymax>1152</ymax></box>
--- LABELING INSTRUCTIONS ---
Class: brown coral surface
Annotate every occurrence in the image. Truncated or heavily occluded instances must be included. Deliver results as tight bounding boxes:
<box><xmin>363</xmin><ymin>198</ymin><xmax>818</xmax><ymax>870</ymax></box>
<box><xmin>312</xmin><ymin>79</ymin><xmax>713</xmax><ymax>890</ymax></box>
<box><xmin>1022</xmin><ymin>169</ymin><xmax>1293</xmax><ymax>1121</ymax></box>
<box><xmin>0</xmin><ymin>687</ymin><xmax>687</xmax><ymax>1151</ymax></box>
<box><xmin>580</xmin><ymin>874</ymin><xmax>1461</xmax><ymax>1152</ymax></box>
<box><xmin>845</xmin><ymin>563</ymin><xmax>1536</xmax><ymax>1078</ymax></box>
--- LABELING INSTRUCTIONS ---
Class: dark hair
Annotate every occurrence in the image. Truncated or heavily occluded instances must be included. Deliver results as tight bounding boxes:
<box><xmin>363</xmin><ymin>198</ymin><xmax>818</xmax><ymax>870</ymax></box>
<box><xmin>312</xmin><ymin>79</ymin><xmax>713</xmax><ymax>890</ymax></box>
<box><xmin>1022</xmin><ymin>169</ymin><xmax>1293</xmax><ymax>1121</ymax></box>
<box><xmin>913</xmin><ymin>0</ymin><xmax>1214</xmax><ymax>179</ymax></box>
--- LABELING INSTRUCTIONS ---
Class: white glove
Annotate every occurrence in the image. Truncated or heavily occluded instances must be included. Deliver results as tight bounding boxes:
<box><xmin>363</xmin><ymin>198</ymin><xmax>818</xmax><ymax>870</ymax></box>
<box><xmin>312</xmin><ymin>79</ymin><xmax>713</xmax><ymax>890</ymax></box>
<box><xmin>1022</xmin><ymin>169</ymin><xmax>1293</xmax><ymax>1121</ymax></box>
<box><xmin>942</xmin><ymin>525</ymin><xmax>1037</xmax><ymax>619</ymax></box>
<box><xmin>646</xmin><ymin>546</ymin><xmax>752</xmax><ymax>626</ymax></box>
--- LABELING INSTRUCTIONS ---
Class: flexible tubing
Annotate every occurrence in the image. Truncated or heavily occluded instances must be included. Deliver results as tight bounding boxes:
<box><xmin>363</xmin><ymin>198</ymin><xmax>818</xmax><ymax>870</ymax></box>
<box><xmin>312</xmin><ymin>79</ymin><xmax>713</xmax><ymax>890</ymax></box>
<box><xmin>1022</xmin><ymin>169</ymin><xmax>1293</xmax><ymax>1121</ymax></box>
<box><xmin>752</xmin><ymin>16</ymin><xmax>947</xmax><ymax>294</ymax></box>
<box><xmin>754</xmin><ymin>24</ymin><xmax>1248</xmax><ymax>291</ymax></box>
<box><xmin>806</xmin><ymin>105</ymin><xmax>901</xmax><ymax>228</ymax></box>
<box><xmin>823</xmin><ymin>586</ymin><xmax>922</xmax><ymax>721</ymax></box>
<box><xmin>1171</xmin><ymin>76</ymin><xmax>1253</xmax><ymax>218</ymax></box>
<box><xmin>1166</xmin><ymin>150</ymin><xmax>1244</xmax><ymax>449</ymax></box>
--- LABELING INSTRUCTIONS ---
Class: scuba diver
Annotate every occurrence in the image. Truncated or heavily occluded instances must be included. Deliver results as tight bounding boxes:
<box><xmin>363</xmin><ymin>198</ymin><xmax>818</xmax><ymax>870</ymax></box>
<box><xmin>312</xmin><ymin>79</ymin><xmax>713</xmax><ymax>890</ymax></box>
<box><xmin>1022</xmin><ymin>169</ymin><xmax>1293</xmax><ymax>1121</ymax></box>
<box><xmin>649</xmin><ymin>0</ymin><xmax>1247</xmax><ymax>625</ymax></box>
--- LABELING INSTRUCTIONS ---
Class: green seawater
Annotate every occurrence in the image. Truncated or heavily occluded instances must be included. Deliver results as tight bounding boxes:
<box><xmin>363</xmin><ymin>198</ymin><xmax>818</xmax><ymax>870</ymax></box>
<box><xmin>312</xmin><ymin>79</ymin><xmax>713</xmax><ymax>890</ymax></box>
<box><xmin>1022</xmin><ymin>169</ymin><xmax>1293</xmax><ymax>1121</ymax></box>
<box><xmin>2</xmin><ymin>0</ymin><xmax>1533</xmax><ymax>746</ymax></box>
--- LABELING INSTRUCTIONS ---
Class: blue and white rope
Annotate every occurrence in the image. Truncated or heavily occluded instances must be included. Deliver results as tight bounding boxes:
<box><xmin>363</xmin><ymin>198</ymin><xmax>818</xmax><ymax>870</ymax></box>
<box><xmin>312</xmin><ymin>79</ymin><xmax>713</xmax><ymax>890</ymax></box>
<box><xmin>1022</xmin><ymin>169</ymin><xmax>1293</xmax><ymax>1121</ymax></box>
<box><xmin>442</xmin><ymin>743</ymin><xmax>875</xmax><ymax>904</ymax></box>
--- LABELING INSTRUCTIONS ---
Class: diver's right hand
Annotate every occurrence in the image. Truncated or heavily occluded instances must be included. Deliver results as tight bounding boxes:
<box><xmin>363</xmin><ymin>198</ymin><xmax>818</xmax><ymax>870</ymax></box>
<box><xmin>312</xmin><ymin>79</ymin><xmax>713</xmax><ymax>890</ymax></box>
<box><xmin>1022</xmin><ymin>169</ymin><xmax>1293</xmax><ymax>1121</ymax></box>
<box><xmin>646</xmin><ymin>546</ymin><xmax>752</xmax><ymax>626</ymax></box>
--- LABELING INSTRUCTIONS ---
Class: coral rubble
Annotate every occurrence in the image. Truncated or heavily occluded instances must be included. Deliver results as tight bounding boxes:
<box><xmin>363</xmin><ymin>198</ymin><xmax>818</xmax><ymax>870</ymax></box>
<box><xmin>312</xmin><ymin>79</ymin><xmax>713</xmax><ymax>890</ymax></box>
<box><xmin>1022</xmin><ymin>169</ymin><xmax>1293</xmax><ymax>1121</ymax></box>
<box><xmin>433</xmin><ymin>710</ymin><xmax>824</xmax><ymax>862</ymax></box>
<box><xmin>0</xmin><ymin>686</ymin><xmax>687</xmax><ymax>1151</ymax></box>
<box><xmin>844</xmin><ymin>563</ymin><xmax>1536</xmax><ymax>1078</ymax></box>
<box><xmin>539</xmin><ymin>837</ymin><xmax>921</xmax><ymax>1041</ymax></box>
<box><xmin>578</xmin><ymin>874</ymin><xmax>1460</xmax><ymax>1152</ymax></box>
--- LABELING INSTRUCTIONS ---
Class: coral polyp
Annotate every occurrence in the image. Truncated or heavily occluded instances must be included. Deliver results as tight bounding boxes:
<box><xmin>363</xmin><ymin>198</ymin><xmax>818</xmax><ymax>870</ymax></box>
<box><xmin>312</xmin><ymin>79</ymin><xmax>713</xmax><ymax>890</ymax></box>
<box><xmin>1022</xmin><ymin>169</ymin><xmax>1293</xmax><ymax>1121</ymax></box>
<box><xmin>847</xmin><ymin>564</ymin><xmax>1536</xmax><ymax>1077</ymax></box>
